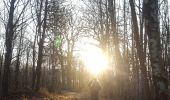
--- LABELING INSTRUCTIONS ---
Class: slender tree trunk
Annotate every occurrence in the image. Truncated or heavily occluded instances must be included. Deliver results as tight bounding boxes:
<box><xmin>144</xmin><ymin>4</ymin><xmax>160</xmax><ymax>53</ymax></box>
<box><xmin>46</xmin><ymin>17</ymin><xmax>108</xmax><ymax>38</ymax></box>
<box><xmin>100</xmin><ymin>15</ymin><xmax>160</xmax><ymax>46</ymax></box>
<box><xmin>51</xmin><ymin>45</ymin><xmax>56</xmax><ymax>92</ymax></box>
<box><xmin>67</xmin><ymin>51</ymin><xmax>72</xmax><ymax>89</ymax></box>
<box><xmin>15</xmin><ymin>50</ymin><xmax>21</xmax><ymax>90</ymax></box>
<box><xmin>129</xmin><ymin>0</ymin><xmax>151</xmax><ymax>100</ymax></box>
<box><xmin>32</xmin><ymin>32</ymin><xmax>37</xmax><ymax>89</ymax></box>
<box><xmin>61</xmin><ymin>56</ymin><xmax>65</xmax><ymax>89</ymax></box>
<box><xmin>1</xmin><ymin>0</ymin><xmax>16</xmax><ymax>97</ymax></box>
<box><xmin>25</xmin><ymin>47</ymin><xmax>30</xmax><ymax>88</ymax></box>
<box><xmin>57</xmin><ymin>48</ymin><xmax>65</xmax><ymax>89</ymax></box>
<box><xmin>14</xmin><ymin>20</ymin><xmax>24</xmax><ymax>90</ymax></box>
<box><xmin>0</xmin><ymin>54</ymin><xmax>3</xmax><ymax>82</ymax></box>
<box><xmin>143</xmin><ymin>0</ymin><xmax>168</xmax><ymax>100</ymax></box>
<box><xmin>35</xmin><ymin>0</ymin><xmax>48</xmax><ymax>91</ymax></box>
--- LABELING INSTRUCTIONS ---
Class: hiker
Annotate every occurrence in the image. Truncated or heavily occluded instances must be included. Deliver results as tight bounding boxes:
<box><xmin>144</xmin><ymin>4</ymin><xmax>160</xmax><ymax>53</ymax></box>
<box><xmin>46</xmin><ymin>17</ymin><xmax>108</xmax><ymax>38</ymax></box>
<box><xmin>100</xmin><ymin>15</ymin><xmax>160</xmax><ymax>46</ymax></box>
<box><xmin>102</xmin><ymin>68</ymin><xmax>114</xmax><ymax>100</ymax></box>
<box><xmin>106</xmin><ymin>69</ymin><xmax>114</xmax><ymax>99</ymax></box>
<box><xmin>89</xmin><ymin>78</ymin><xmax>101</xmax><ymax>100</ymax></box>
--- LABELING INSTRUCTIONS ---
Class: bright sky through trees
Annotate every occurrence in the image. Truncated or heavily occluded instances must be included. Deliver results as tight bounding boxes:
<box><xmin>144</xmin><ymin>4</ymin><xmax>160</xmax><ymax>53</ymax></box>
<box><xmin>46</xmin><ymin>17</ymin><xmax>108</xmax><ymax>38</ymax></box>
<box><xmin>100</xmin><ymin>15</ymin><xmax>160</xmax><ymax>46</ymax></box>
<box><xmin>80</xmin><ymin>45</ymin><xmax>109</xmax><ymax>75</ymax></box>
<box><xmin>65</xmin><ymin>0</ymin><xmax>110</xmax><ymax>75</ymax></box>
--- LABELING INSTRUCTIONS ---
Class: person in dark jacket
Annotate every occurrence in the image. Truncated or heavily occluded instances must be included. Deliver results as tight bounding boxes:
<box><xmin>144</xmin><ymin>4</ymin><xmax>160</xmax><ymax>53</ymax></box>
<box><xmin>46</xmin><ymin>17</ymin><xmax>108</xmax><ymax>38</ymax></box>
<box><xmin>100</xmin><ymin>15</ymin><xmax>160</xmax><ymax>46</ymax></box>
<box><xmin>89</xmin><ymin>78</ymin><xmax>101</xmax><ymax>100</ymax></box>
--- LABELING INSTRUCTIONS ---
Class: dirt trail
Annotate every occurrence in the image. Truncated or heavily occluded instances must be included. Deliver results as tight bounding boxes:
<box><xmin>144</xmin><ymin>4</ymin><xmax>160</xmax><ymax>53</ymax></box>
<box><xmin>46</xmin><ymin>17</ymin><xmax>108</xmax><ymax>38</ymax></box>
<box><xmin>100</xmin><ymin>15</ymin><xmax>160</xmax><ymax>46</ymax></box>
<box><xmin>62</xmin><ymin>92</ymin><xmax>90</xmax><ymax>100</ymax></box>
<box><xmin>6</xmin><ymin>91</ymin><xmax>124</xmax><ymax>100</ymax></box>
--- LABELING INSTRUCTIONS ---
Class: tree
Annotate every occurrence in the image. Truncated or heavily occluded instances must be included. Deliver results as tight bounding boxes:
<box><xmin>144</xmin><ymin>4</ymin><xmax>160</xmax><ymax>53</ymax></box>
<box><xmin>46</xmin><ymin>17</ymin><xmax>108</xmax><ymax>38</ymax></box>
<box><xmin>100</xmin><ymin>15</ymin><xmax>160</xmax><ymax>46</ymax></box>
<box><xmin>1</xmin><ymin>0</ymin><xmax>17</xmax><ymax>97</ymax></box>
<box><xmin>14</xmin><ymin>14</ymin><xmax>25</xmax><ymax>90</ymax></box>
<box><xmin>143</xmin><ymin>0</ymin><xmax>168</xmax><ymax>100</ymax></box>
<box><xmin>129</xmin><ymin>0</ymin><xmax>151</xmax><ymax>100</ymax></box>
<box><xmin>1</xmin><ymin>0</ymin><xmax>30</xmax><ymax>97</ymax></box>
<box><xmin>47</xmin><ymin>0</ymin><xmax>69</xmax><ymax>90</ymax></box>
<box><xmin>35</xmin><ymin>0</ymin><xmax>48</xmax><ymax>91</ymax></box>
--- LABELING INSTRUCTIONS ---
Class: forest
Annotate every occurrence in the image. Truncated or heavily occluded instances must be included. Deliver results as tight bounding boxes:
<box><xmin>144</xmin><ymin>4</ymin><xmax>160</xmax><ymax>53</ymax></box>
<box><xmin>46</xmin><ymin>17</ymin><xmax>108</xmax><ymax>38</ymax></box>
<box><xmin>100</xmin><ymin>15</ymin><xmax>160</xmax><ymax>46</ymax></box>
<box><xmin>0</xmin><ymin>0</ymin><xmax>169</xmax><ymax>100</ymax></box>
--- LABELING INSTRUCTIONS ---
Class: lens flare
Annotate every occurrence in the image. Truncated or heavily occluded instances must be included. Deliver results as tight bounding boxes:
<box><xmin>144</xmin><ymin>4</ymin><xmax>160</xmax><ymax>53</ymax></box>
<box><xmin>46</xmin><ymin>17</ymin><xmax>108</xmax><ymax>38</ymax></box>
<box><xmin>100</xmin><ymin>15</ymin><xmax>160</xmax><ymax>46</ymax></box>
<box><xmin>81</xmin><ymin>46</ymin><xmax>109</xmax><ymax>75</ymax></box>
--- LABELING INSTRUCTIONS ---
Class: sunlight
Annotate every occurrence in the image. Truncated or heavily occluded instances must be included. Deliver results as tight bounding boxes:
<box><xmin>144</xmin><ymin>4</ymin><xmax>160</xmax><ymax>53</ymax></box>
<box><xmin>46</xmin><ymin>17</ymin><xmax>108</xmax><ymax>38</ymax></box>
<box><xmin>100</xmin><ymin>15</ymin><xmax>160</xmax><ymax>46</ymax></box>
<box><xmin>80</xmin><ymin>45</ymin><xmax>109</xmax><ymax>75</ymax></box>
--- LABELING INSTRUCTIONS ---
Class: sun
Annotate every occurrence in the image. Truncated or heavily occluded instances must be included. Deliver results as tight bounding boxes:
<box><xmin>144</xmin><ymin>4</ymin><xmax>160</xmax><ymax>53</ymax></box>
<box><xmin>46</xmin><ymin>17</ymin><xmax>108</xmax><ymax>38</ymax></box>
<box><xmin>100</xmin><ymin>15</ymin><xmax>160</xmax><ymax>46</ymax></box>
<box><xmin>80</xmin><ymin>45</ymin><xmax>109</xmax><ymax>75</ymax></box>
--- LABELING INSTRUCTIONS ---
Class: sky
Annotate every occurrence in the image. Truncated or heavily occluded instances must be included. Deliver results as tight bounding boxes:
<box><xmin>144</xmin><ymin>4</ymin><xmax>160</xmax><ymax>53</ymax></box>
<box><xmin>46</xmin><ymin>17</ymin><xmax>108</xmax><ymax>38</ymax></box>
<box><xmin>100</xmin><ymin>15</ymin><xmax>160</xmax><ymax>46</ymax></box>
<box><xmin>1</xmin><ymin>0</ymin><xmax>170</xmax><ymax>60</ymax></box>
<box><xmin>65</xmin><ymin>0</ymin><xmax>101</xmax><ymax>56</ymax></box>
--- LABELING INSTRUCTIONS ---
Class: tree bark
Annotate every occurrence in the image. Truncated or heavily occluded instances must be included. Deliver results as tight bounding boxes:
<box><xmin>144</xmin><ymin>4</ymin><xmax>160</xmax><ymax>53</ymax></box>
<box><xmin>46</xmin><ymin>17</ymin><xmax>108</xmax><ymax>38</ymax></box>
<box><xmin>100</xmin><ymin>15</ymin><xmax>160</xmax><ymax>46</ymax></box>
<box><xmin>14</xmin><ymin>19</ymin><xmax>24</xmax><ymax>90</ymax></box>
<box><xmin>143</xmin><ymin>0</ymin><xmax>168</xmax><ymax>100</ymax></box>
<box><xmin>25</xmin><ymin>47</ymin><xmax>30</xmax><ymax>88</ymax></box>
<box><xmin>1</xmin><ymin>0</ymin><xmax>16</xmax><ymax>97</ymax></box>
<box><xmin>32</xmin><ymin>32</ymin><xmax>37</xmax><ymax>89</ymax></box>
<box><xmin>35</xmin><ymin>0</ymin><xmax>48</xmax><ymax>91</ymax></box>
<box><xmin>129</xmin><ymin>0</ymin><xmax>151</xmax><ymax>100</ymax></box>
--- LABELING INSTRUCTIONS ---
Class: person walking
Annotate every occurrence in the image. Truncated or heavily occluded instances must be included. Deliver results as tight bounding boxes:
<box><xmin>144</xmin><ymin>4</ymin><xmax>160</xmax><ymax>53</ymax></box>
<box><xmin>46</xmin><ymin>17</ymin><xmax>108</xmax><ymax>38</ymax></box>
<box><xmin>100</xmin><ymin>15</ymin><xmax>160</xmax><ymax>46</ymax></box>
<box><xmin>89</xmin><ymin>78</ymin><xmax>101</xmax><ymax>100</ymax></box>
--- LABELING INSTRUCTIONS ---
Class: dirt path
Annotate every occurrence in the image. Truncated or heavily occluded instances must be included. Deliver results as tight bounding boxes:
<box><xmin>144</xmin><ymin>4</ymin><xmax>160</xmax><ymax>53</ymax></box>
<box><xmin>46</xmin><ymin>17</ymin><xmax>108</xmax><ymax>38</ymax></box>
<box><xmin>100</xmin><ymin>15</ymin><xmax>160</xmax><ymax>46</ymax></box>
<box><xmin>61</xmin><ymin>92</ymin><xmax>90</xmax><ymax>100</ymax></box>
<box><xmin>6</xmin><ymin>91</ymin><xmax>123</xmax><ymax>100</ymax></box>
<box><xmin>61</xmin><ymin>92</ymin><xmax>122</xmax><ymax>100</ymax></box>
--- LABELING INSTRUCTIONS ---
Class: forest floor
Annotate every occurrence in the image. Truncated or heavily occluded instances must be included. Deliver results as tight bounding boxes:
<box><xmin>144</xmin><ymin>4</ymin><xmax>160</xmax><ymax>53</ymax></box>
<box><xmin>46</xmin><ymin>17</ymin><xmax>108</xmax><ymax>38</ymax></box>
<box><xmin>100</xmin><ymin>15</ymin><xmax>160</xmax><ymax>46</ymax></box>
<box><xmin>6</xmin><ymin>89</ymin><xmax>90</xmax><ymax>100</ymax></box>
<box><xmin>6</xmin><ymin>89</ymin><xmax>124</xmax><ymax>100</ymax></box>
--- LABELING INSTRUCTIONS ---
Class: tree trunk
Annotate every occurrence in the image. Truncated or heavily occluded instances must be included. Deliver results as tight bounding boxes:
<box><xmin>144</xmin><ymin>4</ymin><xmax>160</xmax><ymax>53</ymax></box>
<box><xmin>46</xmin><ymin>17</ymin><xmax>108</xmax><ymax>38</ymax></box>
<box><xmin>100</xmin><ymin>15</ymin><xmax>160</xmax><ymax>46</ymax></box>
<box><xmin>25</xmin><ymin>47</ymin><xmax>30</xmax><ymax>88</ymax></box>
<box><xmin>1</xmin><ymin>0</ymin><xmax>16</xmax><ymax>97</ymax></box>
<box><xmin>35</xmin><ymin>0</ymin><xmax>48</xmax><ymax>91</ymax></box>
<box><xmin>67</xmin><ymin>52</ymin><xmax>72</xmax><ymax>89</ymax></box>
<box><xmin>32</xmin><ymin>32</ymin><xmax>37</xmax><ymax>89</ymax></box>
<box><xmin>143</xmin><ymin>0</ymin><xmax>168</xmax><ymax>100</ymax></box>
<box><xmin>129</xmin><ymin>0</ymin><xmax>151</xmax><ymax>100</ymax></box>
<box><xmin>14</xmin><ymin>20</ymin><xmax>24</xmax><ymax>90</ymax></box>
<box><xmin>15</xmin><ymin>50</ymin><xmax>21</xmax><ymax>90</ymax></box>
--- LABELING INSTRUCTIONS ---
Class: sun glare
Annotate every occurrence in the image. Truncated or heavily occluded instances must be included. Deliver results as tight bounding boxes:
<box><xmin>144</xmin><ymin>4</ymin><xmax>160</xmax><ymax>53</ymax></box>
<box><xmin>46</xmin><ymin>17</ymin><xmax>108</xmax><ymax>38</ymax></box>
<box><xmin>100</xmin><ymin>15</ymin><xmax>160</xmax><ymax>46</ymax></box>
<box><xmin>81</xmin><ymin>45</ymin><xmax>109</xmax><ymax>75</ymax></box>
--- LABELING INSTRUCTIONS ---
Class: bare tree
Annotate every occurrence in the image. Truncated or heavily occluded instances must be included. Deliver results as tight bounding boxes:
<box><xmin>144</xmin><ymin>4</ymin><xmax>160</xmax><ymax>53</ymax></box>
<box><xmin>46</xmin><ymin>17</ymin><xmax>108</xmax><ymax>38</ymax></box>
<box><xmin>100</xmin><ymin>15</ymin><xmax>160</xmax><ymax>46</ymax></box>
<box><xmin>129</xmin><ymin>0</ymin><xmax>151</xmax><ymax>100</ymax></box>
<box><xmin>143</xmin><ymin>0</ymin><xmax>168</xmax><ymax>100</ymax></box>
<box><xmin>35</xmin><ymin>0</ymin><xmax>48</xmax><ymax>91</ymax></box>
